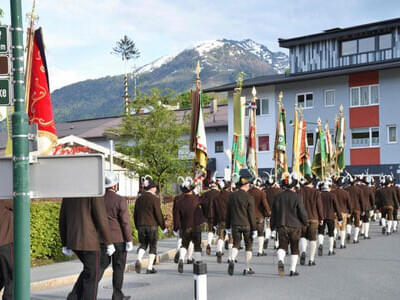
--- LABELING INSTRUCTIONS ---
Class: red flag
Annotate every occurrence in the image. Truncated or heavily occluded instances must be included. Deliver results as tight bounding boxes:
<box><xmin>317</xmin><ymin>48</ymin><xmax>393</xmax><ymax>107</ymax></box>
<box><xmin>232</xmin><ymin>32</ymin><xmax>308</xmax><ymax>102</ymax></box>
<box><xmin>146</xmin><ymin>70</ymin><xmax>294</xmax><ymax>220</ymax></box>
<box><xmin>27</xmin><ymin>28</ymin><xmax>57</xmax><ymax>154</ymax></box>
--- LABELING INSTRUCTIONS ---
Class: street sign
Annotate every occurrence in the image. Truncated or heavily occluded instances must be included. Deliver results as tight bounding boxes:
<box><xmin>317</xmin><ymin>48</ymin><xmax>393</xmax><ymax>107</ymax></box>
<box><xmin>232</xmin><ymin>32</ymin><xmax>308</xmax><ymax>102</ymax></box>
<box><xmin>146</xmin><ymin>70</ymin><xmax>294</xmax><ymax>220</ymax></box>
<box><xmin>0</xmin><ymin>26</ymin><xmax>9</xmax><ymax>53</ymax></box>
<box><xmin>0</xmin><ymin>55</ymin><xmax>9</xmax><ymax>75</ymax></box>
<box><xmin>0</xmin><ymin>154</ymin><xmax>105</xmax><ymax>199</ymax></box>
<box><xmin>0</xmin><ymin>78</ymin><xmax>11</xmax><ymax>105</ymax></box>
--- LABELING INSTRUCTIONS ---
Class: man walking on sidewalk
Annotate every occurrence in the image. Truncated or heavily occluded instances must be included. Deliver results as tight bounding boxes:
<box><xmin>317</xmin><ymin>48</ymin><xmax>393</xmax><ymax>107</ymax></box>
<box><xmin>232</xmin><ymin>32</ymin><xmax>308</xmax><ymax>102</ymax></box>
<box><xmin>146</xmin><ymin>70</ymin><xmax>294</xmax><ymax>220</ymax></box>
<box><xmin>59</xmin><ymin>196</ymin><xmax>115</xmax><ymax>300</ymax></box>
<box><xmin>226</xmin><ymin>175</ymin><xmax>257</xmax><ymax>276</ymax></box>
<box><xmin>99</xmin><ymin>172</ymin><xmax>133</xmax><ymax>300</ymax></box>
<box><xmin>0</xmin><ymin>199</ymin><xmax>13</xmax><ymax>300</ymax></box>
<box><xmin>134</xmin><ymin>176</ymin><xmax>167</xmax><ymax>274</ymax></box>
<box><xmin>270</xmin><ymin>173</ymin><xmax>308</xmax><ymax>276</ymax></box>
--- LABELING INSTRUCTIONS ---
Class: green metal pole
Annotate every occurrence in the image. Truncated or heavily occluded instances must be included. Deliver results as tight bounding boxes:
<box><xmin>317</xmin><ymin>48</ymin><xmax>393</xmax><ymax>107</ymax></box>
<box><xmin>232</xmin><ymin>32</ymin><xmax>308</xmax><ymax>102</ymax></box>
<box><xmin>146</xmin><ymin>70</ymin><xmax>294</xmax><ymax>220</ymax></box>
<box><xmin>10</xmin><ymin>1</ymin><xmax>30</xmax><ymax>299</ymax></box>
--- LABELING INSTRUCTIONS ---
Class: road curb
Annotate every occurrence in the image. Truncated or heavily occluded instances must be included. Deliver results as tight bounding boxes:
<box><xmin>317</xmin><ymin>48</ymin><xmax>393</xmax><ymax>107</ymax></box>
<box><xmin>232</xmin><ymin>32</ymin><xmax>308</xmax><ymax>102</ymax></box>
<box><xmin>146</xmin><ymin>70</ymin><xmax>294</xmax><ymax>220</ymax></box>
<box><xmin>30</xmin><ymin>248</ymin><xmax>177</xmax><ymax>292</ymax></box>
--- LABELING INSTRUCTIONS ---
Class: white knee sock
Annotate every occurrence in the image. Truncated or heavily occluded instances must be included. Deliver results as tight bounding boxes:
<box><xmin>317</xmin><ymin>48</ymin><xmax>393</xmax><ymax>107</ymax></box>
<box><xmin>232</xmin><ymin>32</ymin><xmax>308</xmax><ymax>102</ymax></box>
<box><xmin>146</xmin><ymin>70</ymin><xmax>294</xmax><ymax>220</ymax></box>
<box><xmin>318</xmin><ymin>234</ymin><xmax>324</xmax><ymax>246</ymax></box>
<box><xmin>148</xmin><ymin>254</ymin><xmax>155</xmax><ymax>270</ymax></box>
<box><xmin>334</xmin><ymin>228</ymin><xmax>338</xmax><ymax>239</ymax></box>
<box><xmin>394</xmin><ymin>220</ymin><xmax>398</xmax><ymax>231</ymax></box>
<box><xmin>340</xmin><ymin>230</ymin><xmax>345</xmax><ymax>246</ymax></box>
<box><xmin>207</xmin><ymin>232</ymin><xmax>213</xmax><ymax>245</ymax></box>
<box><xmin>381</xmin><ymin>218</ymin><xmax>386</xmax><ymax>227</ymax></box>
<box><xmin>346</xmin><ymin>224</ymin><xmax>352</xmax><ymax>235</ymax></box>
<box><xmin>228</xmin><ymin>243</ymin><xmax>233</xmax><ymax>260</ymax></box>
<box><xmin>361</xmin><ymin>223</ymin><xmax>365</xmax><ymax>235</ymax></box>
<box><xmin>354</xmin><ymin>227</ymin><xmax>360</xmax><ymax>241</ymax></box>
<box><xmin>299</xmin><ymin>237</ymin><xmax>307</xmax><ymax>253</ymax></box>
<box><xmin>176</xmin><ymin>238</ymin><xmax>182</xmax><ymax>249</ymax></box>
<box><xmin>364</xmin><ymin>223</ymin><xmax>370</xmax><ymax>237</ymax></box>
<box><xmin>309</xmin><ymin>241</ymin><xmax>317</xmax><ymax>261</ymax></box>
<box><xmin>232</xmin><ymin>248</ymin><xmax>239</xmax><ymax>261</ymax></box>
<box><xmin>387</xmin><ymin>220</ymin><xmax>393</xmax><ymax>233</ymax></box>
<box><xmin>271</xmin><ymin>230</ymin><xmax>276</xmax><ymax>239</ymax></box>
<box><xmin>265</xmin><ymin>227</ymin><xmax>272</xmax><ymax>239</ymax></box>
<box><xmin>329</xmin><ymin>237</ymin><xmax>334</xmax><ymax>252</ymax></box>
<box><xmin>137</xmin><ymin>248</ymin><xmax>145</xmax><ymax>261</ymax></box>
<box><xmin>193</xmin><ymin>251</ymin><xmax>202</xmax><ymax>262</ymax></box>
<box><xmin>245</xmin><ymin>251</ymin><xmax>252</xmax><ymax>269</ymax></box>
<box><xmin>290</xmin><ymin>255</ymin><xmax>298</xmax><ymax>272</ymax></box>
<box><xmin>258</xmin><ymin>236</ymin><xmax>264</xmax><ymax>254</ymax></box>
<box><xmin>277</xmin><ymin>249</ymin><xmax>286</xmax><ymax>263</ymax></box>
<box><xmin>187</xmin><ymin>242</ymin><xmax>194</xmax><ymax>260</ymax></box>
<box><xmin>179</xmin><ymin>247</ymin><xmax>187</xmax><ymax>261</ymax></box>
<box><xmin>217</xmin><ymin>239</ymin><xmax>224</xmax><ymax>253</ymax></box>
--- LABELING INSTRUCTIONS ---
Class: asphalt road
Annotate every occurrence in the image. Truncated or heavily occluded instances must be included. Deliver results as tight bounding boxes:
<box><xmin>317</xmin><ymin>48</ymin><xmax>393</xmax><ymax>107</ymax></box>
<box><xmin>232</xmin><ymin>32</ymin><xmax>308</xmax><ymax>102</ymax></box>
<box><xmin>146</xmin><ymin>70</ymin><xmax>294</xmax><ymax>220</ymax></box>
<box><xmin>31</xmin><ymin>222</ymin><xmax>400</xmax><ymax>300</ymax></box>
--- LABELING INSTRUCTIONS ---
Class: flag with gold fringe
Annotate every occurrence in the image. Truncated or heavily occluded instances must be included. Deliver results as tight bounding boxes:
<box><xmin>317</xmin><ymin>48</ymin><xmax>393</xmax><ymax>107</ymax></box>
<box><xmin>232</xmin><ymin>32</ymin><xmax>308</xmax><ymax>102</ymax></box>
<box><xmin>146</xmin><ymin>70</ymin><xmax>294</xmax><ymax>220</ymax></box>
<box><xmin>246</xmin><ymin>87</ymin><xmax>258</xmax><ymax>178</ymax></box>
<box><xmin>273</xmin><ymin>93</ymin><xmax>288</xmax><ymax>178</ymax></box>
<box><xmin>335</xmin><ymin>105</ymin><xmax>346</xmax><ymax>173</ymax></box>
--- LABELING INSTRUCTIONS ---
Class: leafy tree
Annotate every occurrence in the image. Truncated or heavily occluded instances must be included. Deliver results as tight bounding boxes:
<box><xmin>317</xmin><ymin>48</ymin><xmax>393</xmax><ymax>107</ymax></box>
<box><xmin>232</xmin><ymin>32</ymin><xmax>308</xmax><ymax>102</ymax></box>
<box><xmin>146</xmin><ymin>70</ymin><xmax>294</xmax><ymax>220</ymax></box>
<box><xmin>106</xmin><ymin>88</ymin><xmax>191</xmax><ymax>198</ymax></box>
<box><xmin>111</xmin><ymin>35</ymin><xmax>140</xmax><ymax>113</ymax></box>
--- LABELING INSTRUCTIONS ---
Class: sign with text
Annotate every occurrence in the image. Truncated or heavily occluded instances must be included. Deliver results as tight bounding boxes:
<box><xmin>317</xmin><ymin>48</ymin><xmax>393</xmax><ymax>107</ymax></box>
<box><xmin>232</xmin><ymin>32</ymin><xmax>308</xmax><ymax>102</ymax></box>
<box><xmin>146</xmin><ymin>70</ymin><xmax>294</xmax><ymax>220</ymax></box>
<box><xmin>0</xmin><ymin>78</ymin><xmax>11</xmax><ymax>105</ymax></box>
<box><xmin>0</xmin><ymin>26</ymin><xmax>9</xmax><ymax>53</ymax></box>
<box><xmin>0</xmin><ymin>154</ymin><xmax>105</xmax><ymax>199</ymax></box>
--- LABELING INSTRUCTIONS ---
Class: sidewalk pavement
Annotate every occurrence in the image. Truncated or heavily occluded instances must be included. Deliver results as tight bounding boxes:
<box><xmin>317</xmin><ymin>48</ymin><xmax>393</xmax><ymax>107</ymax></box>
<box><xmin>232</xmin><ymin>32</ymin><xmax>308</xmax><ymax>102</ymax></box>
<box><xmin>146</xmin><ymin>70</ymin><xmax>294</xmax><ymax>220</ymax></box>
<box><xmin>30</xmin><ymin>235</ymin><xmax>211</xmax><ymax>291</ymax></box>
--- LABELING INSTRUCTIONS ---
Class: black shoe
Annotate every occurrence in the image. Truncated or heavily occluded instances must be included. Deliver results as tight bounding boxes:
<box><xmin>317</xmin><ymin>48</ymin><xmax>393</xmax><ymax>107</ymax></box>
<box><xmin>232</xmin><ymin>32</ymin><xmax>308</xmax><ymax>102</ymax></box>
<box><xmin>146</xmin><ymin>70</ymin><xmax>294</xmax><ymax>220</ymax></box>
<box><xmin>382</xmin><ymin>227</ymin><xmax>386</xmax><ymax>235</ymax></box>
<box><xmin>243</xmin><ymin>268</ymin><xmax>255</xmax><ymax>275</ymax></box>
<box><xmin>290</xmin><ymin>271</ymin><xmax>299</xmax><ymax>276</ymax></box>
<box><xmin>308</xmin><ymin>260</ymin><xmax>316</xmax><ymax>266</ymax></box>
<box><xmin>257</xmin><ymin>251</ymin><xmax>266</xmax><ymax>257</ymax></box>
<box><xmin>263</xmin><ymin>239</ymin><xmax>269</xmax><ymax>249</ymax></box>
<box><xmin>300</xmin><ymin>252</ymin><xmax>306</xmax><ymax>265</ymax></box>
<box><xmin>318</xmin><ymin>245</ymin><xmax>323</xmax><ymax>256</ymax></box>
<box><xmin>173</xmin><ymin>251</ymin><xmax>180</xmax><ymax>264</ymax></box>
<box><xmin>216</xmin><ymin>251</ymin><xmax>223</xmax><ymax>264</ymax></box>
<box><xmin>333</xmin><ymin>240</ymin><xmax>337</xmax><ymax>249</ymax></box>
<box><xmin>353</xmin><ymin>240</ymin><xmax>359</xmax><ymax>244</ymax></box>
<box><xmin>206</xmin><ymin>245</ymin><xmax>211</xmax><ymax>255</ymax></box>
<box><xmin>364</xmin><ymin>236</ymin><xmax>371</xmax><ymax>240</ymax></box>
<box><xmin>387</xmin><ymin>231</ymin><xmax>390</xmax><ymax>236</ymax></box>
<box><xmin>178</xmin><ymin>259</ymin><xmax>184</xmax><ymax>273</ymax></box>
<box><xmin>360</xmin><ymin>233</ymin><xmax>365</xmax><ymax>238</ymax></box>
<box><xmin>278</xmin><ymin>260</ymin><xmax>285</xmax><ymax>276</ymax></box>
<box><xmin>146</xmin><ymin>268</ymin><xmax>157</xmax><ymax>274</ymax></box>
<box><xmin>186</xmin><ymin>258</ymin><xmax>194</xmax><ymax>264</ymax></box>
<box><xmin>224</xmin><ymin>240</ymin><xmax>229</xmax><ymax>250</ymax></box>
<box><xmin>328</xmin><ymin>250</ymin><xmax>335</xmax><ymax>256</ymax></box>
<box><xmin>228</xmin><ymin>260</ymin><xmax>234</xmax><ymax>276</ymax></box>
<box><xmin>135</xmin><ymin>260</ymin><xmax>141</xmax><ymax>274</ymax></box>
<box><xmin>346</xmin><ymin>234</ymin><xmax>351</xmax><ymax>241</ymax></box>
<box><xmin>340</xmin><ymin>244</ymin><xmax>346</xmax><ymax>249</ymax></box>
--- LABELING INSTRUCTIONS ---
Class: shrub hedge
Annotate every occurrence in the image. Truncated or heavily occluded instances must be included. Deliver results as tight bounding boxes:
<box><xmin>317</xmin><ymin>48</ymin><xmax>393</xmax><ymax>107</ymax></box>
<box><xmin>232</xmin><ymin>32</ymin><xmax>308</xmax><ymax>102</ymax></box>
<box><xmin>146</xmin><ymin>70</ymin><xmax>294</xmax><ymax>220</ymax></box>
<box><xmin>30</xmin><ymin>202</ymin><xmax>167</xmax><ymax>262</ymax></box>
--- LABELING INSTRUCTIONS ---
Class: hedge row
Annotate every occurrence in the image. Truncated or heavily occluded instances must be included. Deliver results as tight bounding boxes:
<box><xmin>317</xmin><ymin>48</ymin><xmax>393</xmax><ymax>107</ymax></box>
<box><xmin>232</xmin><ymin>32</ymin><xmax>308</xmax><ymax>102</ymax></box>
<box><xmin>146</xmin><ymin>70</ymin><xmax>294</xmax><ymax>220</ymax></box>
<box><xmin>30</xmin><ymin>202</ymin><xmax>166</xmax><ymax>262</ymax></box>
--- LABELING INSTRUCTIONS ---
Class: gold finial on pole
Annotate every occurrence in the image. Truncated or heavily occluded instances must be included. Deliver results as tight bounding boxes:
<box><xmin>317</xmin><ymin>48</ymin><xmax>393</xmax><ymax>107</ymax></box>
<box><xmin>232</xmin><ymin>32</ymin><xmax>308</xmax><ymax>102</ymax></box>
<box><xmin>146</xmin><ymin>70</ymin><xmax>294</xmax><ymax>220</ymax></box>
<box><xmin>252</xmin><ymin>86</ymin><xmax>257</xmax><ymax>99</ymax></box>
<box><xmin>195</xmin><ymin>60</ymin><xmax>201</xmax><ymax>81</ymax></box>
<box><xmin>278</xmin><ymin>91</ymin><xmax>283</xmax><ymax>103</ymax></box>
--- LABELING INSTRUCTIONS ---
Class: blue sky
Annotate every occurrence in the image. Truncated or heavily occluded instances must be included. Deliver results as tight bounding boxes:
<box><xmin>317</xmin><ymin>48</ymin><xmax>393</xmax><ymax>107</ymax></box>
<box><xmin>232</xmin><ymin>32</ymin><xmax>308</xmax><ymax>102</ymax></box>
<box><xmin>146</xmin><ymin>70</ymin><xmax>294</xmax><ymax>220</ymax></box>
<box><xmin>1</xmin><ymin>0</ymin><xmax>399</xmax><ymax>91</ymax></box>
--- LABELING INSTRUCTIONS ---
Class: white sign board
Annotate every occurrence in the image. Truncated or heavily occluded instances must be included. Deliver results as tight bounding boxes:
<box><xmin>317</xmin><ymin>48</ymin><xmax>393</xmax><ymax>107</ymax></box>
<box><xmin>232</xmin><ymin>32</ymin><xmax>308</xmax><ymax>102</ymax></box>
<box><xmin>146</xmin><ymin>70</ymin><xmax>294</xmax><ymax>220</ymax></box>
<box><xmin>0</xmin><ymin>154</ymin><xmax>105</xmax><ymax>199</ymax></box>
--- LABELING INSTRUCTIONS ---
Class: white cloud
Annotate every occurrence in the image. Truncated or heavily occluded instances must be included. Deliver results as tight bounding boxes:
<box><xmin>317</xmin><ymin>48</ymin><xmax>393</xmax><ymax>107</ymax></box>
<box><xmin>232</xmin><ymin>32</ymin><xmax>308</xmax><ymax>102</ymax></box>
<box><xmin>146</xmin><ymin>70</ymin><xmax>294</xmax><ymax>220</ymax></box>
<box><xmin>48</xmin><ymin>66</ymin><xmax>87</xmax><ymax>92</ymax></box>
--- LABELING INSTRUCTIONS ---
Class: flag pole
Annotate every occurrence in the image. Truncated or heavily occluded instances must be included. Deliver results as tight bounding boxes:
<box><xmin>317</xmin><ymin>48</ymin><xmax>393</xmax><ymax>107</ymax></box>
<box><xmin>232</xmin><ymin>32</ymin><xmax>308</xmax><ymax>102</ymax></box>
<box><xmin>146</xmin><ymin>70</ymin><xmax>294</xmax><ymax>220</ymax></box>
<box><xmin>252</xmin><ymin>87</ymin><xmax>258</xmax><ymax>176</ymax></box>
<box><xmin>24</xmin><ymin>0</ymin><xmax>38</xmax><ymax>113</ymax></box>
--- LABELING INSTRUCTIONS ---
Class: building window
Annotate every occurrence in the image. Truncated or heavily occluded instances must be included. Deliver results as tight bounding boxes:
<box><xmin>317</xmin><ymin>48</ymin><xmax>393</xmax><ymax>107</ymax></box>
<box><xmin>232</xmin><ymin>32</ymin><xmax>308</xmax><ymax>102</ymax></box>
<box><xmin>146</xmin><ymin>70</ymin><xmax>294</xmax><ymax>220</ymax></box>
<box><xmin>341</xmin><ymin>40</ymin><xmax>357</xmax><ymax>56</ymax></box>
<box><xmin>324</xmin><ymin>90</ymin><xmax>335</xmax><ymax>107</ymax></box>
<box><xmin>258</xmin><ymin>136</ymin><xmax>270</xmax><ymax>152</ymax></box>
<box><xmin>296</xmin><ymin>93</ymin><xmax>313</xmax><ymax>109</ymax></box>
<box><xmin>245</xmin><ymin>98</ymin><xmax>269</xmax><ymax>116</ymax></box>
<box><xmin>358</xmin><ymin>37</ymin><xmax>375</xmax><ymax>53</ymax></box>
<box><xmin>351</xmin><ymin>127</ymin><xmax>379</xmax><ymax>148</ymax></box>
<box><xmin>379</xmin><ymin>34</ymin><xmax>392</xmax><ymax>50</ymax></box>
<box><xmin>387</xmin><ymin>125</ymin><xmax>397</xmax><ymax>143</ymax></box>
<box><xmin>215</xmin><ymin>141</ymin><xmax>224</xmax><ymax>153</ymax></box>
<box><xmin>307</xmin><ymin>132</ymin><xmax>314</xmax><ymax>147</ymax></box>
<box><xmin>350</xmin><ymin>85</ymin><xmax>379</xmax><ymax>107</ymax></box>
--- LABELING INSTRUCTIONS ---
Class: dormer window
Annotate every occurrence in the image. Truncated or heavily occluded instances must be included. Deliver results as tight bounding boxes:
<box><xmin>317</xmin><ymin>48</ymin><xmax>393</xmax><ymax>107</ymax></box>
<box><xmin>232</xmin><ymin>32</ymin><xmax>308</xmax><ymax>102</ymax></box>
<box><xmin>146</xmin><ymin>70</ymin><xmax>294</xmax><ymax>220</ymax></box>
<box><xmin>340</xmin><ymin>33</ymin><xmax>393</xmax><ymax>57</ymax></box>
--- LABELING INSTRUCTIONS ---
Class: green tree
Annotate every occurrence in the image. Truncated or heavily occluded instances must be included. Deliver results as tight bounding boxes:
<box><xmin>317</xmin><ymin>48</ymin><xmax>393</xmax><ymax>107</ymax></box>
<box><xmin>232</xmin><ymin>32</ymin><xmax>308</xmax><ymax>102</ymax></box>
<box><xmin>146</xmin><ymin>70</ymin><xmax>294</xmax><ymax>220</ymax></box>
<box><xmin>106</xmin><ymin>88</ymin><xmax>191</xmax><ymax>198</ymax></box>
<box><xmin>111</xmin><ymin>35</ymin><xmax>140</xmax><ymax>113</ymax></box>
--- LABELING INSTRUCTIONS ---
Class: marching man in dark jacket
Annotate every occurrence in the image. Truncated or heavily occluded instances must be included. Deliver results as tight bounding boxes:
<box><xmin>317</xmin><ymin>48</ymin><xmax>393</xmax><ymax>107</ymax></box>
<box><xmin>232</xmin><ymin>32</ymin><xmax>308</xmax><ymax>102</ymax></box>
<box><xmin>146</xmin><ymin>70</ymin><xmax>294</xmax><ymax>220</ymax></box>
<box><xmin>0</xmin><ymin>199</ymin><xmax>13</xmax><ymax>300</ymax></box>
<box><xmin>59</xmin><ymin>195</ymin><xmax>114</xmax><ymax>300</ymax></box>
<box><xmin>375</xmin><ymin>176</ymin><xmax>399</xmax><ymax>235</ymax></box>
<box><xmin>270</xmin><ymin>173</ymin><xmax>308</xmax><ymax>276</ymax></box>
<box><xmin>134</xmin><ymin>175</ymin><xmax>167</xmax><ymax>274</ymax></box>
<box><xmin>264</xmin><ymin>175</ymin><xmax>282</xmax><ymax>250</ymax></box>
<box><xmin>226</xmin><ymin>175</ymin><xmax>257</xmax><ymax>276</ymax></box>
<box><xmin>345</xmin><ymin>173</ymin><xmax>364</xmax><ymax>243</ymax></box>
<box><xmin>332</xmin><ymin>176</ymin><xmax>352</xmax><ymax>249</ymax></box>
<box><xmin>173</xmin><ymin>177</ymin><xmax>203</xmax><ymax>273</ymax></box>
<box><xmin>248</xmin><ymin>177</ymin><xmax>270</xmax><ymax>256</ymax></box>
<box><xmin>99</xmin><ymin>172</ymin><xmax>133</xmax><ymax>300</ymax></box>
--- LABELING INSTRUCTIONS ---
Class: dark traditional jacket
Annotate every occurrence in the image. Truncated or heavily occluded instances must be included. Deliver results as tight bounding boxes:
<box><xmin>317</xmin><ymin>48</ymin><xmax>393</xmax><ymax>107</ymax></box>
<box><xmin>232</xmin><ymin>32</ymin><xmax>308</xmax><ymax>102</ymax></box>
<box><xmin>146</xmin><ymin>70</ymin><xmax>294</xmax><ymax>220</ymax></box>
<box><xmin>375</xmin><ymin>186</ymin><xmax>399</xmax><ymax>209</ymax></box>
<box><xmin>345</xmin><ymin>185</ymin><xmax>364</xmax><ymax>212</ymax></box>
<box><xmin>0</xmin><ymin>200</ymin><xmax>13</xmax><ymax>246</ymax></box>
<box><xmin>298</xmin><ymin>186</ymin><xmax>323</xmax><ymax>221</ymax></box>
<box><xmin>133</xmin><ymin>191</ymin><xmax>165</xmax><ymax>229</ymax></box>
<box><xmin>357</xmin><ymin>184</ymin><xmax>375</xmax><ymax>211</ymax></box>
<box><xmin>173</xmin><ymin>193</ymin><xmax>203</xmax><ymax>231</ymax></box>
<box><xmin>320</xmin><ymin>191</ymin><xmax>342</xmax><ymax>220</ymax></box>
<box><xmin>332</xmin><ymin>188</ymin><xmax>352</xmax><ymax>214</ymax></box>
<box><xmin>210</xmin><ymin>190</ymin><xmax>230</xmax><ymax>224</ymax></box>
<box><xmin>264</xmin><ymin>186</ymin><xmax>282</xmax><ymax>210</ymax></box>
<box><xmin>225</xmin><ymin>189</ymin><xmax>256</xmax><ymax>230</ymax></box>
<box><xmin>104</xmin><ymin>189</ymin><xmax>132</xmax><ymax>243</ymax></box>
<box><xmin>59</xmin><ymin>197</ymin><xmax>112</xmax><ymax>251</ymax></box>
<box><xmin>200</xmin><ymin>188</ymin><xmax>220</xmax><ymax>223</ymax></box>
<box><xmin>248</xmin><ymin>187</ymin><xmax>270</xmax><ymax>220</ymax></box>
<box><xmin>270</xmin><ymin>189</ymin><xmax>308</xmax><ymax>230</ymax></box>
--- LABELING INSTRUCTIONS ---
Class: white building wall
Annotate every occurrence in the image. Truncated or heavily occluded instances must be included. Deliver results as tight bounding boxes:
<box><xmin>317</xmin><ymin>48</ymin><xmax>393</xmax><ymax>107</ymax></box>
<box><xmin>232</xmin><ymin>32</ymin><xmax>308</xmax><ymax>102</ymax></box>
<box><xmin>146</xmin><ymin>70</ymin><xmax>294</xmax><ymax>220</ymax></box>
<box><xmin>205</xmin><ymin>127</ymin><xmax>229</xmax><ymax>177</ymax></box>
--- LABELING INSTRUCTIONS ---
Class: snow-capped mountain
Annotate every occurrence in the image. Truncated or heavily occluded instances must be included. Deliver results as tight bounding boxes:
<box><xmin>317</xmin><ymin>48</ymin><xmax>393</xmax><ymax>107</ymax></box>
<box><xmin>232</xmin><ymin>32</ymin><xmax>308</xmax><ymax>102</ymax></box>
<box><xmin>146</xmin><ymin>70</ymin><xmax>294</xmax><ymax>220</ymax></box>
<box><xmin>51</xmin><ymin>39</ymin><xmax>288</xmax><ymax>122</ymax></box>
